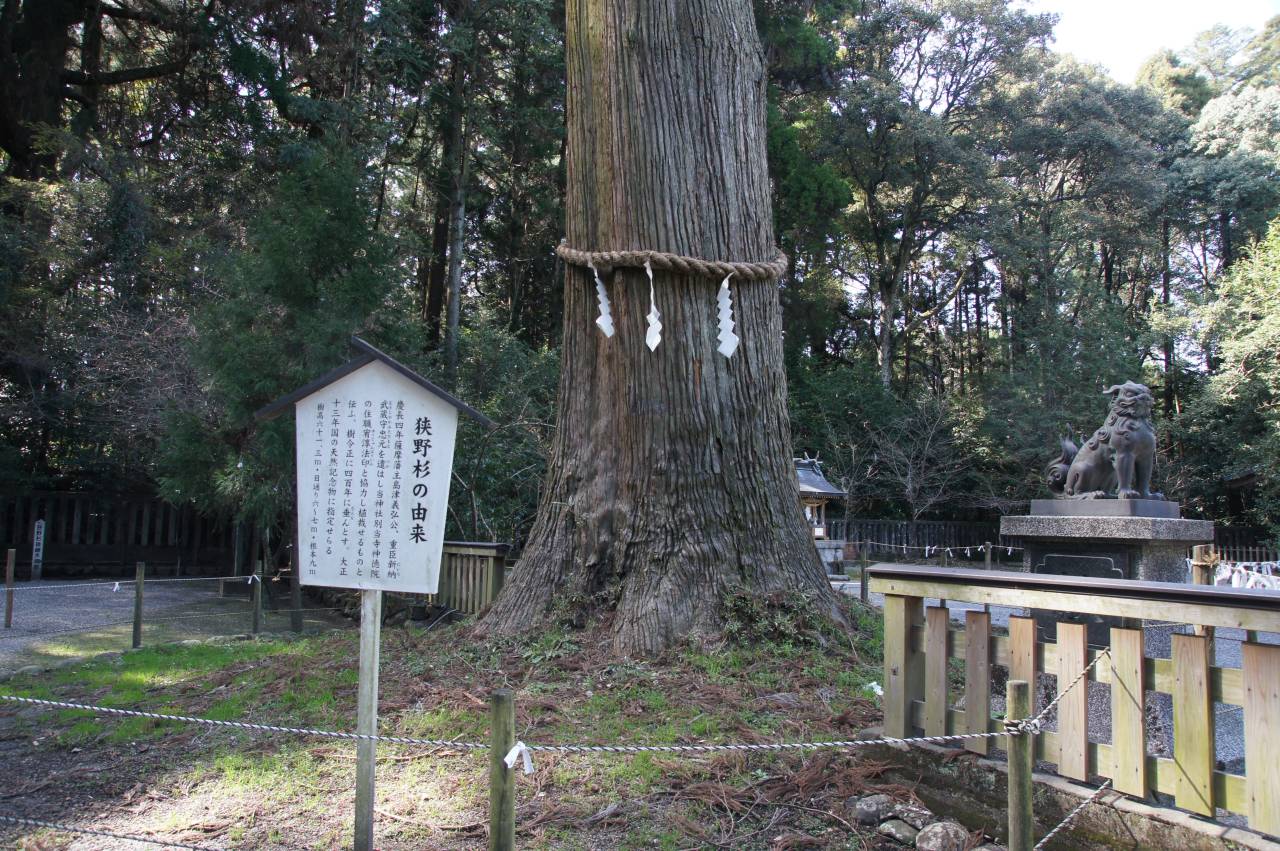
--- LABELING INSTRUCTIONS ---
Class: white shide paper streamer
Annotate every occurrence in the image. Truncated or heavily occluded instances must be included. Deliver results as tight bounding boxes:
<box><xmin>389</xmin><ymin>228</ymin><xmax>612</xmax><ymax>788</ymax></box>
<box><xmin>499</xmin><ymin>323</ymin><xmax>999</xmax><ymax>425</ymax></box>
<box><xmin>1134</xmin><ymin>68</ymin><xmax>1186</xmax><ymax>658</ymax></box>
<box><xmin>716</xmin><ymin>273</ymin><xmax>740</xmax><ymax>358</ymax></box>
<box><xmin>589</xmin><ymin>261</ymin><xmax>614</xmax><ymax>338</ymax></box>
<box><xmin>644</xmin><ymin>259</ymin><xmax>662</xmax><ymax>351</ymax></box>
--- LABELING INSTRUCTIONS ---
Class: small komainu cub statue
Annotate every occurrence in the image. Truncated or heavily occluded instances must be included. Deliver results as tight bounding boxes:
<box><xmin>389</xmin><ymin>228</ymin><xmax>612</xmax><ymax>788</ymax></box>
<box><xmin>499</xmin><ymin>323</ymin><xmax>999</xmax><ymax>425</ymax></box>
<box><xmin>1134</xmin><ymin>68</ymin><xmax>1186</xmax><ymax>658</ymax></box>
<box><xmin>1046</xmin><ymin>381</ymin><xmax>1164</xmax><ymax>500</ymax></box>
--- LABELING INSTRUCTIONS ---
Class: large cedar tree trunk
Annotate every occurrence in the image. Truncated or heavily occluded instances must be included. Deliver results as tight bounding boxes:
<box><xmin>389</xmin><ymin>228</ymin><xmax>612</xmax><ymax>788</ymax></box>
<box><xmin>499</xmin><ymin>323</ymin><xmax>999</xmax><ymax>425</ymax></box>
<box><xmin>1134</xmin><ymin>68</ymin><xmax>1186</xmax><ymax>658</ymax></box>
<box><xmin>483</xmin><ymin>0</ymin><xmax>838</xmax><ymax>655</ymax></box>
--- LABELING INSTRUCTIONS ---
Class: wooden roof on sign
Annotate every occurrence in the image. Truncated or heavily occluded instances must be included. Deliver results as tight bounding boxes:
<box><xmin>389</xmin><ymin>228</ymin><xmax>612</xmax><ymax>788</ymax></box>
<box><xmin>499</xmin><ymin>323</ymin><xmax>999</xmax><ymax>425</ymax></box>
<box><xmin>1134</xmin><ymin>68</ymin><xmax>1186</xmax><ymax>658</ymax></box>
<box><xmin>253</xmin><ymin>336</ymin><xmax>495</xmax><ymax>428</ymax></box>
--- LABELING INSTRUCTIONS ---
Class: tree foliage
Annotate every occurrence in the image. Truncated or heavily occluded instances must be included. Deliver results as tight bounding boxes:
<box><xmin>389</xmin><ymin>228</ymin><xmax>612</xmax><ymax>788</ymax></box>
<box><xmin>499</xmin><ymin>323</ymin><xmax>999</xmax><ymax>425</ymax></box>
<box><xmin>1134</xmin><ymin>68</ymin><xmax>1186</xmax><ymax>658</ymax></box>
<box><xmin>1</xmin><ymin>0</ymin><xmax>1279</xmax><ymax>547</ymax></box>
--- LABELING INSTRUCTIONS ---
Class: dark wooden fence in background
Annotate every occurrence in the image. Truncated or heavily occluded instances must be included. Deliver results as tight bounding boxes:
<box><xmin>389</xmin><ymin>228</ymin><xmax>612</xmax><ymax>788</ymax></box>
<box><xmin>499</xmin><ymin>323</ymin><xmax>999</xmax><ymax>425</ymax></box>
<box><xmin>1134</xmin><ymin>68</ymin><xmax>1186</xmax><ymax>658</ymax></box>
<box><xmin>841</xmin><ymin>517</ymin><xmax>1275</xmax><ymax>564</ymax></box>
<box><xmin>0</xmin><ymin>492</ymin><xmax>234</xmax><ymax>578</ymax></box>
<box><xmin>842</xmin><ymin>518</ymin><xmax>1002</xmax><ymax>554</ymax></box>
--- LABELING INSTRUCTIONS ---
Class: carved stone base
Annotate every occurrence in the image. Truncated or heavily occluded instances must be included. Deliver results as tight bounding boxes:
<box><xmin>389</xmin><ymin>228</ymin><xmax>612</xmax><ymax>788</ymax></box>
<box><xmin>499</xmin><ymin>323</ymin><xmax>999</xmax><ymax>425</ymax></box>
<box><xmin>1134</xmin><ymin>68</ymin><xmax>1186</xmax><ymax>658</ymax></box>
<box><xmin>999</xmin><ymin>512</ymin><xmax>1214</xmax><ymax>644</ymax></box>
<box><xmin>1028</xmin><ymin>498</ymin><xmax>1179</xmax><ymax>519</ymax></box>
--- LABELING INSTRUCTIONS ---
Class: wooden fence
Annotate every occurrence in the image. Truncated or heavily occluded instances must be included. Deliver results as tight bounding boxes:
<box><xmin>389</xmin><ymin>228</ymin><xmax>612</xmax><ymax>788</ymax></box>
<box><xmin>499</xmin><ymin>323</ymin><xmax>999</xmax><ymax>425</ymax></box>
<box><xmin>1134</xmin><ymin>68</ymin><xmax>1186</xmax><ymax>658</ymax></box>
<box><xmin>0</xmin><ymin>492</ymin><xmax>233</xmax><ymax>576</ymax></box>
<box><xmin>1213</xmin><ymin>527</ymin><xmax>1274</xmax><ymax>560</ymax></box>
<box><xmin>842</xmin><ymin>518</ymin><xmax>1275</xmax><ymax>563</ymax></box>
<box><xmin>869</xmin><ymin>565</ymin><xmax>1280</xmax><ymax>837</ymax></box>
<box><xmin>842</xmin><ymin>518</ymin><xmax>1000</xmax><ymax>551</ymax></box>
<box><xmin>424</xmin><ymin>542</ymin><xmax>510</xmax><ymax>615</ymax></box>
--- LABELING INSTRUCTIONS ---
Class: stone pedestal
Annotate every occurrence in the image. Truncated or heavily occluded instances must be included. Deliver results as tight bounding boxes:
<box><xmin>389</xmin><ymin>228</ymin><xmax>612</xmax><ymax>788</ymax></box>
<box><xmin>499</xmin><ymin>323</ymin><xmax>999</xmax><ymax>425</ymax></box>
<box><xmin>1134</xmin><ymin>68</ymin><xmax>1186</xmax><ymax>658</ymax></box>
<box><xmin>1000</xmin><ymin>505</ymin><xmax>1213</xmax><ymax>644</ymax></box>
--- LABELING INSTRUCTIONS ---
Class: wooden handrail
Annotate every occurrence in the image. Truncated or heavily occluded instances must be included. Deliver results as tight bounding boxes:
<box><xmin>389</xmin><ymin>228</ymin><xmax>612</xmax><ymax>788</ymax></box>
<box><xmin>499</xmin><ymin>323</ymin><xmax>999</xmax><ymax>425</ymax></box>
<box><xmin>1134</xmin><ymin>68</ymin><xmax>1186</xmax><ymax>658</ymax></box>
<box><xmin>867</xmin><ymin>566</ymin><xmax>1280</xmax><ymax>632</ymax></box>
<box><xmin>871</xmin><ymin>564</ymin><xmax>1280</xmax><ymax>835</ymax></box>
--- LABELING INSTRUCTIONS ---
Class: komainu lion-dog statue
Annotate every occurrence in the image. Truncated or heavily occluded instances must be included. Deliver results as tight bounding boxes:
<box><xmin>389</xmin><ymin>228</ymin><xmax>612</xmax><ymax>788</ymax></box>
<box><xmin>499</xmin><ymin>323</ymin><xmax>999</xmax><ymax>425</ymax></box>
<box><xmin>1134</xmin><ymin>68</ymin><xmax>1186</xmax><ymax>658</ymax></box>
<box><xmin>1046</xmin><ymin>381</ymin><xmax>1164</xmax><ymax>500</ymax></box>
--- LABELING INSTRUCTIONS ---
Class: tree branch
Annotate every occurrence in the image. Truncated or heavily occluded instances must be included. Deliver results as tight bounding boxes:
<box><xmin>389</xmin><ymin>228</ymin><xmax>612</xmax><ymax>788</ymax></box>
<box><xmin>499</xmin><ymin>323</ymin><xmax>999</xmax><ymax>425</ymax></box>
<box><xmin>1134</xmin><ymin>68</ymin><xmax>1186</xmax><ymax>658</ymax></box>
<box><xmin>62</xmin><ymin>57</ymin><xmax>188</xmax><ymax>86</ymax></box>
<box><xmin>902</xmin><ymin>272</ymin><xmax>970</xmax><ymax>335</ymax></box>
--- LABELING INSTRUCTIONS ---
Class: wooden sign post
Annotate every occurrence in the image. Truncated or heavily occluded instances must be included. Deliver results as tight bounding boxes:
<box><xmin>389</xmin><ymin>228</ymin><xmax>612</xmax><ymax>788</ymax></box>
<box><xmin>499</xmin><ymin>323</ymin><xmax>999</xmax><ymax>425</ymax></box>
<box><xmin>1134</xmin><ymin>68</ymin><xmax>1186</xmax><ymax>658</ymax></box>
<box><xmin>257</xmin><ymin>337</ymin><xmax>492</xmax><ymax>851</ymax></box>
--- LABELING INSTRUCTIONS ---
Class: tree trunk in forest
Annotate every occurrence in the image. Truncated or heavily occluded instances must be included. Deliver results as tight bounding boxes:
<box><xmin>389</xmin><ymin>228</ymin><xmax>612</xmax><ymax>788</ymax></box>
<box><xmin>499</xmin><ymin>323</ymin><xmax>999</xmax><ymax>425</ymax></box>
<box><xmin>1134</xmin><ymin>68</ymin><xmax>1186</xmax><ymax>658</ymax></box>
<box><xmin>483</xmin><ymin>0</ymin><xmax>837</xmax><ymax>655</ymax></box>
<box><xmin>878</xmin><ymin>289</ymin><xmax>895</xmax><ymax>388</ymax></box>
<box><xmin>443</xmin><ymin>129</ymin><xmax>468</xmax><ymax>385</ymax></box>
<box><xmin>1161</xmin><ymin>218</ymin><xmax>1175</xmax><ymax>416</ymax></box>
<box><xmin>421</xmin><ymin>58</ymin><xmax>466</xmax><ymax>346</ymax></box>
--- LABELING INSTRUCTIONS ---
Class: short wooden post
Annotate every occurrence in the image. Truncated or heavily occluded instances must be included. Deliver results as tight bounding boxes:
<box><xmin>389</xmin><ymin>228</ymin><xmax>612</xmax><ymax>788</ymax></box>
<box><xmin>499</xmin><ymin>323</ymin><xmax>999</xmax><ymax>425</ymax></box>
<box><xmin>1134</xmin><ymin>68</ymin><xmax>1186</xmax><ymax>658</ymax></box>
<box><xmin>290</xmin><ymin>517</ymin><xmax>303</xmax><ymax>633</ymax></box>
<box><xmin>251</xmin><ymin>559</ymin><xmax>263</xmax><ymax>635</ymax></box>
<box><xmin>489</xmin><ymin>688</ymin><xmax>516</xmax><ymax>851</ymax></box>
<box><xmin>984</xmin><ymin>541</ymin><xmax>992</xmax><ymax>569</ymax></box>
<box><xmin>859</xmin><ymin>549</ymin><xmax>870</xmax><ymax>604</ymax></box>
<box><xmin>132</xmin><ymin>561</ymin><xmax>145</xmax><ymax>649</ymax></box>
<box><xmin>1190</xmin><ymin>544</ymin><xmax>1217</xmax><ymax>665</ymax></box>
<box><xmin>488</xmin><ymin>549</ymin><xmax>507</xmax><ymax>605</ymax></box>
<box><xmin>354</xmin><ymin>589</ymin><xmax>382</xmax><ymax>851</ymax></box>
<box><xmin>4</xmin><ymin>549</ymin><xmax>14</xmax><ymax>629</ymax></box>
<box><xmin>1007</xmin><ymin>679</ymin><xmax>1034</xmax><ymax>851</ymax></box>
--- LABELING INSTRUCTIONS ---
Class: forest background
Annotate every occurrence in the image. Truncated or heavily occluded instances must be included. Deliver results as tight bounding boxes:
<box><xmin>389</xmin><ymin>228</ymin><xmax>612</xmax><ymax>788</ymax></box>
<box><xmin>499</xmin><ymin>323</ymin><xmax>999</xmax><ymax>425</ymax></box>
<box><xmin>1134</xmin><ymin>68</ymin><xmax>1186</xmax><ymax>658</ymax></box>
<box><xmin>2</xmin><ymin>0</ymin><xmax>1279</xmax><ymax>547</ymax></box>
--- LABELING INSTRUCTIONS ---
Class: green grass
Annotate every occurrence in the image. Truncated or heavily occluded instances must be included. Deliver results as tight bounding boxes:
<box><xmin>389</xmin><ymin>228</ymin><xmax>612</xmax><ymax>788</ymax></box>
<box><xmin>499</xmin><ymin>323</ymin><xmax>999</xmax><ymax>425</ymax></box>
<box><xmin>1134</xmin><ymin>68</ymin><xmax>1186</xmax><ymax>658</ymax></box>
<box><xmin>2</xmin><ymin>601</ymin><xmax>888</xmax><ymax>850</ymax></box>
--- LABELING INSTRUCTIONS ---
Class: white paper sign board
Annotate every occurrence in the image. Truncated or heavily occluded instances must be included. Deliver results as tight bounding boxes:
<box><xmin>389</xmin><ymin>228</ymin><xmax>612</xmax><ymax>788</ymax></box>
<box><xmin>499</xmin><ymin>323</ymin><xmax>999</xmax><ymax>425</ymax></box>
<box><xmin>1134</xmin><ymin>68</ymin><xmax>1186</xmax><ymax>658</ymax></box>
<box><xmin>31</xmin><ymin>519</ymin><xmax>45</xmax><ymax>577</ymax></box>
<box><xmin>294</xmin><ymin>360</ymin><xmax>458</xmax><ymax>594</ymax></box>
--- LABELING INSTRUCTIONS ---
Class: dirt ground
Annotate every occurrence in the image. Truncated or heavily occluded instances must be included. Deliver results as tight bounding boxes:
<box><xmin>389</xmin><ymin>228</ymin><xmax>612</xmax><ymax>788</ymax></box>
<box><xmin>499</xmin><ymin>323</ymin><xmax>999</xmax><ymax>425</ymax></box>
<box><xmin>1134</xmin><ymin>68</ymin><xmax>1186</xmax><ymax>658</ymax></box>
<box><xmin>0</xmin><ymin>599</ymin><xmax>999</xmax><ymax>850</ymax></box>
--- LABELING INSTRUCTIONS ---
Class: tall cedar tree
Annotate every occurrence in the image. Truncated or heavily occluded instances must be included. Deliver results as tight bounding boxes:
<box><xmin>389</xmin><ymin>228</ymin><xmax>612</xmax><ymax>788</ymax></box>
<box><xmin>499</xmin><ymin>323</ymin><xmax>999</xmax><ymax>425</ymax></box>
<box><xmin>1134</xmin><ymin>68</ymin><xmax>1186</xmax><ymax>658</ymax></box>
<box><xmin>483</xmin><ymin>0</ymin><xmax>840</xmax><ymax>654</ymax></box>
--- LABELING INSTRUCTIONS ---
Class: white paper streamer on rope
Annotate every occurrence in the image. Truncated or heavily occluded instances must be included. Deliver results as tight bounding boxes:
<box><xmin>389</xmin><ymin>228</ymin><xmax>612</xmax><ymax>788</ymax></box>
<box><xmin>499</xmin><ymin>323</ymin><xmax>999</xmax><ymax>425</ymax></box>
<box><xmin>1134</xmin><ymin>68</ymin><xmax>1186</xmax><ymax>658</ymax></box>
<box><xmin>504</xmin><ymin>741</ymin><xmax>534</xmax><ymax>774</ymax></box>
<box><xmin>589</xmin><ymin>261</ymin><xmax>614</xmax><ymax>338</ymax></box>
<box><xmin>644</xmin><ymin>259</ymin><xmax>662</xmax><ymax>351</ymax></box>
<box><xmin>716</xmin><ymin>273</ymin><xmax>740</xmax><ymax>358</ymax></box>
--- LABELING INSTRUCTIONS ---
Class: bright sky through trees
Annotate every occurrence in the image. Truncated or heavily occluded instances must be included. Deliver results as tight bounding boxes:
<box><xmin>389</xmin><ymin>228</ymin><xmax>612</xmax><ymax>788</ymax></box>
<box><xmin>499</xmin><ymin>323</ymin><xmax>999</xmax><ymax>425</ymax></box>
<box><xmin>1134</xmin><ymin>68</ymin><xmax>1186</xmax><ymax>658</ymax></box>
<box><xmin>1024</xmin><ymin>0</ymin><xmax>1279</xmax><ymax>82</ymax></box>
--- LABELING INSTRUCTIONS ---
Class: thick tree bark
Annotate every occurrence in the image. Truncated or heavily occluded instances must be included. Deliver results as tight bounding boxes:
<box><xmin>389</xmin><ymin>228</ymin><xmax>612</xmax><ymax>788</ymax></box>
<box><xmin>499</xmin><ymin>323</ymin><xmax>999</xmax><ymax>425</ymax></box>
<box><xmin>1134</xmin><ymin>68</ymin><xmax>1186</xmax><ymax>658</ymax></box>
<box><xmin>483</xmin><ymin>0</ymin><xmax>837</xmax><ymax>655</ymax></box>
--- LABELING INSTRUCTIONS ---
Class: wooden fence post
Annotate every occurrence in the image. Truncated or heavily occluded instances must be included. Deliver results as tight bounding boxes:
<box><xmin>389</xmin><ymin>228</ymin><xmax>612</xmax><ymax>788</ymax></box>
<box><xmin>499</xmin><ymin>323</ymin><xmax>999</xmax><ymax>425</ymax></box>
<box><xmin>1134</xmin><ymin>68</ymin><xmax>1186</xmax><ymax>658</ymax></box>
<box><xmin>132</xmin><ymin>561</ymin><xmax>145</xmax><ymax>649</ymax></box>
<box><xmin>489</xmin><ymin>688</ymin><xmax>516</xmax><ymax>851</ymax></box>
<box><xmin>984</xmin><ymin>541</ymin><xmax>992</xmax><ymax>569</ymax></box>
<box><xmin>1190</xmin><ymin>544</ymin><xmax>1216</xmax><ymax>665</ymax></box>
<box><xmin>251</xmin><ymin>559</ymin><xmax>263</xmax><ymax>635</ymax></box>
<box><xmin>860</xmin><ymin>548</ymin><xmax>870</xmax><ymax>604</ymax></box>
<box><xmin>1007</xmin><ymin>679</ymin><xmax>1034</xmax><ymax>851</ymax></box>
<box><xmin>4</xmin><ymin>549</ymin><xmax>14</xmax><ymax>629</ymax></box>
<box><xmin>290</xmin><ymin>516</ymin><xmax>303</xmax><ymax>633</ymax></box>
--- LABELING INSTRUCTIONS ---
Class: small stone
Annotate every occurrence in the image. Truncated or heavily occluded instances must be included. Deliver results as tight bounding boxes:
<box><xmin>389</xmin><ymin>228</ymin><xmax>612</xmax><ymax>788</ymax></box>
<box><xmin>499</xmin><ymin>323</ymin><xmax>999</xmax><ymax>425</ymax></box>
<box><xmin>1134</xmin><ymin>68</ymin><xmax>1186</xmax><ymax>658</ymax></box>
<box><xmin>853</xmin><ymin>793</ymin><xmax>895</xmax><ymax>825</ymax></box>
<box><xmin>916</xmin><ymin>821</ymin><xmax>970</xmax><ymax>851</ymax></box>
<box><xmin>877</xmin><ymin>819</ymin><xmax>920</xmax><ymax>845</ymax></box>
<box><xmin>892</xmin><ymin>802</ymin><xmax>934</xmax><ymax>830</ymax></box>
<box><xmin>179</xmin><ymin>639</ymin><xmax>202</xmax><ymax>646</ymax></box>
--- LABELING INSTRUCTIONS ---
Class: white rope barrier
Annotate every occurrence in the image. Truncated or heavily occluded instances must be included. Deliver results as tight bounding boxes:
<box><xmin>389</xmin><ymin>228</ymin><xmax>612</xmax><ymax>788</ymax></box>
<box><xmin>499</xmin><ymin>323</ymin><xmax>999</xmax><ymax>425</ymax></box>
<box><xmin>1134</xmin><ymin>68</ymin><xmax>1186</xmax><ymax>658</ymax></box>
<box><xmin>6</xmin><ymin>575</ymin><xmax>257</xmax><ymax>594</ymax></box>
<box><xmin>0</xmin><ymin>814</ymin><xmax>226</xmax><ymax>850</ymax></box>
<box><xmin>848</xmin><ymin>539</ymin><xmax>1025</xmax><ymax>555</ymax></box>
<box><xmin>0</xmin><ymin>694</ymin><xmax>488</xmax><ymax>749</ymax></box>
<box><xmin>1033</xmin><ymin>779</ymin><xmax>1113</xmax><ymax>850</ymax></box>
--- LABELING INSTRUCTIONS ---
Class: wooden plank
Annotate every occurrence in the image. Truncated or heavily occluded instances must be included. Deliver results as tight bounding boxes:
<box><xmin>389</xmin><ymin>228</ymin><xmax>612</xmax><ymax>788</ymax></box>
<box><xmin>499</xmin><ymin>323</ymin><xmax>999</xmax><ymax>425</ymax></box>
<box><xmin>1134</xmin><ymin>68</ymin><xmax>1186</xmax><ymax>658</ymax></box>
<box><xmin>72</xmin><ymin>496</ymin><xmax>83</xmax><ymax>545</ymax></box>
<box><xmin>924</xmin><ymin>606</ymin><xmax>949</xmax><ymax>737</ymax></box>
<box><xmin>1243</xmin><ymin>642</ymin><xmax>1280</xmax><ymax>835</ymax></box>
<box><xmin>1171</xmin><ymin>634</ymin><xmax>1214</xmax><ymax>816</ymax></box>
<box><xmin>1056</xmin><ymin>623</ymin><xmax>1089</xmax><ymax>780</ymax></box>
<box><xmin>1110</xmin><ymin>627</ymin><xmax>1147</xmax><ymax>798</ymax></box>
<box><xmin>1008</xmin><ymin>616</ymin><xmax>1037</xmax><ymax>687</ymax></box>
<box><xmin>883</xmin><ymin>594</ymin><xmax>924</xmax><ymax>737</ymax></box>
<box><xmin>868</xmin><ymin>576</ymin><xmax>1280</xmax><ymax>634</ymax></box>
<box><xmin>963</xmin><ymin>610</ymin><xmax>990</xmax><ymax>754</ymax></box>
<box><xmin>908</xmin><ymin>701</ymin><xmax>1250</xmax><ymax>815</ymax></box>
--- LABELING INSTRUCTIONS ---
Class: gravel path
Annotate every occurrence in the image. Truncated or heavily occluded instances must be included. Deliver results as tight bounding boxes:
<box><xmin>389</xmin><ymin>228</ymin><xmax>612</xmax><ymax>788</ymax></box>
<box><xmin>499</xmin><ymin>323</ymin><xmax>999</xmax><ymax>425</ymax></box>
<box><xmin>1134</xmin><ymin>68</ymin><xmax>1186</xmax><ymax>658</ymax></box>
<box><xmin>836</xmin><ymin>565</ymin><xmax>1280</xmax><ymax>772</ymax></box>
<box><xmin>1</xmin><ymin>576</ymin><xmax>348</xmax><ymax>672</ymax></box>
